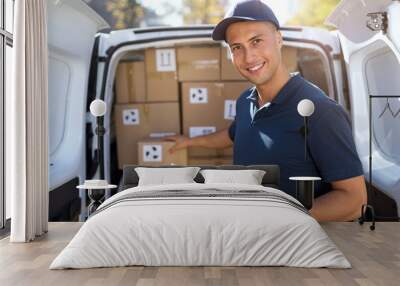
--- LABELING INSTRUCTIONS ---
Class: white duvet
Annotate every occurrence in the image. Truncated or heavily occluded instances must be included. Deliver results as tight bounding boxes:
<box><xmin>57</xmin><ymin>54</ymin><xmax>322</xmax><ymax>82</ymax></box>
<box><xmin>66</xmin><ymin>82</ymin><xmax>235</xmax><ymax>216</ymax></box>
<box><xmin>50</xmin><ymin>183</ymin><xmax>351</xmax><ymax>269</ymax></box>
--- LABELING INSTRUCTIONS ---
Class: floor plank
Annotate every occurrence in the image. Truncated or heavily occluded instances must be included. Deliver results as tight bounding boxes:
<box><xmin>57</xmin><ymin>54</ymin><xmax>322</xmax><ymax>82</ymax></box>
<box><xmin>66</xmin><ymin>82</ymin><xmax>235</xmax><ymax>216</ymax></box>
<box><xmin>0</xmin><ymin>222</ymin><xmax>399</xmax><ymax>286</ymax></box>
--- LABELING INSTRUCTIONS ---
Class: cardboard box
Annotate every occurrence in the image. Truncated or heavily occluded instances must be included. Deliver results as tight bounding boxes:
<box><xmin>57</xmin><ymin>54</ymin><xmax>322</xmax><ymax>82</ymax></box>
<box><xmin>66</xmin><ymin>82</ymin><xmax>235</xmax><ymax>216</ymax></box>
<box><xmin>188</xmin><ymin>156</ymin><xmax>233</xmax><ymax>166</ymax></box>
<box><xmin>115</xmin><ymin>61</ymin><xmax>146</xmax><ymax>103</ymax></box>
<box><xmin>177</xmin><ymin>46</ymin><xmax>221</xmax><ymax>81</ymax></box>
<box><xmin>138</xmin><ymin>139</ymin><xmax>188</xmax><ymax>166</ymax></box>
<box><xmin>282</xmin><ymin>46</ymin><xmax>298</xmax><ymax>73</ymax></box>
<box><xmin>220</xmin><ymin>46</ymin><xmax>246</xmax><ymax>81</ymax></box>
<box><xmin>217</xmin><ymin>147</ymin><xmax>233</xmax><ymax>157</ymax></box>
<box><xmin>145</xmin><ymin>48</ymin><xmax>179</xmax><ymax>102</ymax></box>
<box><xmin>182</xmin><ymin>81</ymin><xmax>252</xmax><ymax>157</ymax></box>
<box><xmin>188</xmin><ymin>147</ymin><xmax>218</xmax><ymax>157</ymax></box>
<box><xmin>115</xmin><ymin>102</ymin><xmax>180</xmax><ymax>169</ymax></box>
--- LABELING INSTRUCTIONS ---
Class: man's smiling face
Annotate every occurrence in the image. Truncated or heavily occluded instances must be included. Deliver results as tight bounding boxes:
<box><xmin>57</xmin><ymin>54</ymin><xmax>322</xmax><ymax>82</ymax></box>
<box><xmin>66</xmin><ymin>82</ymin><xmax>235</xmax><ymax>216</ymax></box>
<box><xmin>226</xmin><ymin>21</ymin><xmax>283</xmax><ymax>86</ymax></box>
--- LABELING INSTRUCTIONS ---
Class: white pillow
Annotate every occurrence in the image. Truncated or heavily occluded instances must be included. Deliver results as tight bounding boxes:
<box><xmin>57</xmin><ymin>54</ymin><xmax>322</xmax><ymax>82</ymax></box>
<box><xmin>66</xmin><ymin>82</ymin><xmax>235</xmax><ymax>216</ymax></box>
<box><xmin>135</xmin><ymin>167</ymin><xmax>201</xmax><ymax>186</ymax></box>
<box><xmin>200</xmin><ymin>169</ymin><xmax>266</xmax><ymax>185</ymax></box>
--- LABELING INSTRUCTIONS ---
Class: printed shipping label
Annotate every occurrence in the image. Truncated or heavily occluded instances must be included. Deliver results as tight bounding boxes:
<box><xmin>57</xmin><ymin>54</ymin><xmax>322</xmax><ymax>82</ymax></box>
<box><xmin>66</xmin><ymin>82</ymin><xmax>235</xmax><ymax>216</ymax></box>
<box><xmin>156</xmin><ymin>49</ymin><xmax>176</xmax><ymax>72</ymax></box>
<box><xmin>189</xmin><ymin>88</ymin><xmax>208</xmax><ymax>104</ymax></box>
<box><xmin>189</xmin><ymin>126</ymin><xmax>217</xmax><ymax>138</ymax></box>
<box><xmin>224</xmin><ymin>100</ymin><xmax>236</xmax><ymax>120</ymax></box>
<box><xmin>122</xmin><ymin>109</ymin><xmax>140</xmax><ymax>125</ymax></box>
<box><xmin>143</xmin><ymin>145</ymin><xmax>162</xmax><ymax>162</ymax></box>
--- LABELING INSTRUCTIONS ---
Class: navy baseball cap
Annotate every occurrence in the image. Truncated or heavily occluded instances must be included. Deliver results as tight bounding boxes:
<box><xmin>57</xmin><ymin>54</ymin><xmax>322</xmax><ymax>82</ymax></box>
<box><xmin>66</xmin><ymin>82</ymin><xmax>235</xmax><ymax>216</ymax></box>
<box><xmin>212</xmin><ymin>0</ymin><xmax>280</xmax><ymax>41</ymax></box>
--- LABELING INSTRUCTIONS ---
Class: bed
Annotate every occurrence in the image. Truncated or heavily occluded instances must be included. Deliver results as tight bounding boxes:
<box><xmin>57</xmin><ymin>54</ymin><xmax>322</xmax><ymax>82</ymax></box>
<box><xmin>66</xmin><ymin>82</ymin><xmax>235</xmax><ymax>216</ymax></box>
<box><xmin>50</xmin><ymin>165</ymin><xmax>350</xmax><ymax>269</ymax></box>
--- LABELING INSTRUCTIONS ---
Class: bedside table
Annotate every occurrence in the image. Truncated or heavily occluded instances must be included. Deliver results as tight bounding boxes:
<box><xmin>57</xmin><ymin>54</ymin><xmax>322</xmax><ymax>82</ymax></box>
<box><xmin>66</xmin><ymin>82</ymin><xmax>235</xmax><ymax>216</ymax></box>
<box><xmin>289</xmin><ymin>176</ymin><xmax>321</xmax><ymax>210</ymax></box>
<box><xmin>77</xmin><ymin>181</ymin><xmax>117</xmax><ymax>217</ymax></box>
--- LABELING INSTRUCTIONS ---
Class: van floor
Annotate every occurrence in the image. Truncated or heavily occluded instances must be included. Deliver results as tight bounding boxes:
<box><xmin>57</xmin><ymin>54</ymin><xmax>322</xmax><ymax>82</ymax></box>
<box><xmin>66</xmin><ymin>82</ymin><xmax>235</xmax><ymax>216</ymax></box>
<box><xmin>0</xmin><ymin>222</ymin><xmax>399</xmax><ymax>286</ymax></box>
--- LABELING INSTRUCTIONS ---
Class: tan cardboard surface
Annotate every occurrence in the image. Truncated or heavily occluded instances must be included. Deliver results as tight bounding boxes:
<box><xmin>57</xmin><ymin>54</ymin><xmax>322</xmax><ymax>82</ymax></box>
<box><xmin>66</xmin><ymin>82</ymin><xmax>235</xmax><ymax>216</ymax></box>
<box><xmin>282</xmin><ymin>46</ymin><xmax>298</xmax><ymax>73</ymax></box>
<box><xmin>188</xmin><ymin>147</ymin><xmax>218</xmax><ymax>157</ymax></box>
<box><xmin>145</xmin><ymin>48</ymin><xmax>179</xmax><ymax>102</ymax></box>
<box><xmin>115</xmin><ymin>102</ymin><xmax>180</xmax><ymax>169</ymax></box>
<box><xmin>217</xmin><ymin>147</ymin><xmax>233</xmax><ymax>157</ymax></box>
<box><xmin>138</xmin><ymin>139</ymin><xmax>188</xmax><ymax>166</ymax></box>
<box><xmin>182</xmin><ymin>81</ymin><xmax>252</xmax><ymax>157</ymax></box>
<box><xmin>115</xmin><ymin>61</ymin><xmax>146</xmax><ymax>103</ymax></box>
<box><xmin>188</xmin><ymin>156</ymin><xmax>233</xmax><ymax>166</ymax></box>
<box><xmin>177</xmin><ymin>46</ymin><xmax>221</xmax><ymax>81</ymax></box>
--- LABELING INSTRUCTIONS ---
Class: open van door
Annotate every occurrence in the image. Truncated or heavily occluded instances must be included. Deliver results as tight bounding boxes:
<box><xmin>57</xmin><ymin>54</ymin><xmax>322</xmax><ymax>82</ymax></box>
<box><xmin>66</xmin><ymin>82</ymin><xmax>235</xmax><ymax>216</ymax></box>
<box><xmin>47</xmin><ymin>0</ymin><xmax>109</xmax><ymax>220</ymax></box>
<box><xmin>326</xmin><ymin>0</ymin><xmax>400</xmax><ymax>212</ymax></box>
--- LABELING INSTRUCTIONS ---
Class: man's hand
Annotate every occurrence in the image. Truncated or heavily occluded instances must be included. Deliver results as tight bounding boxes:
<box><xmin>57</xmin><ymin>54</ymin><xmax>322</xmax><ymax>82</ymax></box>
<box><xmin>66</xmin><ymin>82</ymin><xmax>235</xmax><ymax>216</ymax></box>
<box><xmin>164</xmin><ymin>135</ymin><xmax>191</xmax><ymax>154</ymax></box>
<box><xmin>164</xmin><ymin>129</ymin><xmax>233</xmax><ymax>154</ymax></box>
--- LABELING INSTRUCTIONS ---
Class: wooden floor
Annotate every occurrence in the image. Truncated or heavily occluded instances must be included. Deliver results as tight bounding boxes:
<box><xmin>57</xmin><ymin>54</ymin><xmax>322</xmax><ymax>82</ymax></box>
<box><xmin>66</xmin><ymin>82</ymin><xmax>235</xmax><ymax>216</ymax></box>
<box><xmin>0</xmin><ymin>222</ymin><xmax>399</xmax><ymax>286</ymax></box>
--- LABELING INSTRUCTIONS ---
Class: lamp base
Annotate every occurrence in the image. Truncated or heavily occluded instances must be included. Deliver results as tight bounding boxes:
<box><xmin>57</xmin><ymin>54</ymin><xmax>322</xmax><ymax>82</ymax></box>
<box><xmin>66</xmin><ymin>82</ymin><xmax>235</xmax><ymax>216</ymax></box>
<box><xmin>88</xmin><ymin>189</ymin><xmax>105</xmax><ymax>216</ymax></box>
<box><xmin>295</xmin><ymin>180</ymin><xmax>314</xmax><ymax>210</ymax></box>
<box><xmin>289</xmin><ymin>177</ymin><xmax>321</xmax><ymax>210</ymax></box>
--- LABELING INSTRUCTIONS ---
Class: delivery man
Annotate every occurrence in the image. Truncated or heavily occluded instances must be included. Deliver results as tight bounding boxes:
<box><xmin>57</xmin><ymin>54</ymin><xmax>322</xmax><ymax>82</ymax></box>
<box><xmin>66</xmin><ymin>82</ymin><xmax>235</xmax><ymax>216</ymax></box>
<box><xmin>167</xmin><ymin>0</ymin><xmax>367</xmax><ymax>222</ymax></box>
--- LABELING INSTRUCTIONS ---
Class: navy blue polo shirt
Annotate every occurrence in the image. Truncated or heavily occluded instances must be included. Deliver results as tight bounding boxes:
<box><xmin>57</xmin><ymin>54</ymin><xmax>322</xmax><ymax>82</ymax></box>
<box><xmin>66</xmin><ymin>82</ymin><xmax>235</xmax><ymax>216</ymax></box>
<box><xmin>229</xmin><ymin>74</ymin><xmax>364</xmax><ymax>198</ymax></box>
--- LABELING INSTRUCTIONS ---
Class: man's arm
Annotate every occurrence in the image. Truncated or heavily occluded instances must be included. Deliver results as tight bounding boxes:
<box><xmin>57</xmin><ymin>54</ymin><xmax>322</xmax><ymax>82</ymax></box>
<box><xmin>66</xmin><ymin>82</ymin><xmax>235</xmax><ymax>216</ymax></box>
<box><xmin>310</xmin><ymin>175</ymin><xmax>367</xmax><ymax>222</ymax></box>
<box><xmin>166</xmin><ymin>129</ymin><xmax>233</xmax><ymax>153</ymax></box>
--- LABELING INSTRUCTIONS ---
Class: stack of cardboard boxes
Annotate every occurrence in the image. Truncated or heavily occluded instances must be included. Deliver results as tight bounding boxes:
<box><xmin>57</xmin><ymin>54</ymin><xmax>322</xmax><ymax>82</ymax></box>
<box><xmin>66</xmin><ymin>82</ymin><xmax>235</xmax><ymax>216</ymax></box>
<box><xmin>114</xmin><ymin>44</ymin><xmax>298</xmax><ymax>168</ymax></box>
<box><xmin>114</xmin><ymin>49</ymin><xmax>186</xmax><ymax>168</ymax></box>
<box><xmin>178</xmin><ymin>45</ymin><xmax>251</xmax><ymax>165</ymax></box>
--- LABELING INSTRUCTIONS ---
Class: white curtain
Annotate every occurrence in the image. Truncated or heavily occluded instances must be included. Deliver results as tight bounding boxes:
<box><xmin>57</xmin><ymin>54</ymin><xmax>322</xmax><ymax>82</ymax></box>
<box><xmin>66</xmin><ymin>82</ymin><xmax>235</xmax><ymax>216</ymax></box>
<box><xmin>8</xmin><ymin>0</ymin><xmax>49</xmax><ymax>242</ymax></box>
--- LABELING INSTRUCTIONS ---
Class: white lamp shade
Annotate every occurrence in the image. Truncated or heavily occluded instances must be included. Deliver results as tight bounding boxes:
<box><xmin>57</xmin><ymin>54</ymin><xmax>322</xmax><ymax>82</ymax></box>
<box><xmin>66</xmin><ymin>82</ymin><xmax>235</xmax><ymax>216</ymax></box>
<box><xmin>297</xmin><ymin>99</ymin><xmax>315</xmax><ymax>117</ymax></box>
<box><xmin>90</xmin><ymin>99</ymin><xmax>107</xmax><ymax>117</ymax></box>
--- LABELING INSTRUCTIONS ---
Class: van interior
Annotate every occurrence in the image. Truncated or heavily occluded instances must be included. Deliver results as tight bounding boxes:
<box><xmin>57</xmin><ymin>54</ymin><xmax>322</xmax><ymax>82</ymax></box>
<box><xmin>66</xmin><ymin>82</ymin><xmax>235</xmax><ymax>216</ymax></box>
<box><xmin>106</xmin><ymin>42</ymin><xmax>332</xmax><ymax>184</ymax></box>
<box><xmin>4</xmin><ymin>0</ymin><xmax>400</xmax><ymax>284</ymax></box>
<box><xmin>45</xmin><ymin>1</ymin><xmax>400</xmax><ymax>224</ymax></box>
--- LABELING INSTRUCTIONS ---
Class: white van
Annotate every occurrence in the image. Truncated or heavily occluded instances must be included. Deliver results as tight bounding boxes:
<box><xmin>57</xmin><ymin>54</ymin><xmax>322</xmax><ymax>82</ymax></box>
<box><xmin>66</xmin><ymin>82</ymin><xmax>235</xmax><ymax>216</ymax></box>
<box><xmin>46</xmin><ymin>0</ymin><xmax>400</xmax><ymax>221</ymax></box>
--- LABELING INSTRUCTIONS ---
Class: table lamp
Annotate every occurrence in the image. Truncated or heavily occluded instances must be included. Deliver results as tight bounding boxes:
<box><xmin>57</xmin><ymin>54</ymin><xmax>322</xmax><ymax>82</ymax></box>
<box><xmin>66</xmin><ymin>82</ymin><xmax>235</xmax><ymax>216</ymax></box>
<box><xmin>290</xmin><ymin>99</ymin><xmax>319</xmax><ymax>210</ymax></box>
<box><xmin>86</xmin><ymin>99</ymin><xmax>107</xmax><ymax>215</ymax></box>
<box><xmin>297</xmin><ymin>99</ymin><xmax>315</xmax><ymax>160</ymax></box>
<box><xmin>90</xmin><ymin>99</ymin><xmax>106</xmax><ymax>179</ymax></box>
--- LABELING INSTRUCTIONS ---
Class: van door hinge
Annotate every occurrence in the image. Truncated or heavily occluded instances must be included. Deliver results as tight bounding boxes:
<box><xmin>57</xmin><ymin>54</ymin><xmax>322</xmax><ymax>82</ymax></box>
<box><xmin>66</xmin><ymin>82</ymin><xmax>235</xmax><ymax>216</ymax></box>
<box><xmin>97</xmin><ymin>56</ymin><xmax>107</xmax><ymax>63</ymax></box>
<box><xmin>366</xmin><ymin>12</ymin><xmax>388</xmax><ymax>33</ymax></box>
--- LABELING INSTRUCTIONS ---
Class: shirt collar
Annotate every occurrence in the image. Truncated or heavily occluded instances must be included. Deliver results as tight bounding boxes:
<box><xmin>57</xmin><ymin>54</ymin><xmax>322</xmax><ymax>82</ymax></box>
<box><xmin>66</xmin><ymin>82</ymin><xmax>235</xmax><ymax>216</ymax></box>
<box><xmin>246</xmin><ymin>86</ymin><xmax>258</xmax><ymax>102</ymax></box>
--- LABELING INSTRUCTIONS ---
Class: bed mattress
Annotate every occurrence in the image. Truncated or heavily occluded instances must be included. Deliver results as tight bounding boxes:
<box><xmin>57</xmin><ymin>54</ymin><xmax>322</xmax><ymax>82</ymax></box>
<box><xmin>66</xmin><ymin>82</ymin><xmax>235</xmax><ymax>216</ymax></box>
<box><xmin>50</xmin><ymin>183</ymin><xmax>350</xmax><ymax>269</ymax></box>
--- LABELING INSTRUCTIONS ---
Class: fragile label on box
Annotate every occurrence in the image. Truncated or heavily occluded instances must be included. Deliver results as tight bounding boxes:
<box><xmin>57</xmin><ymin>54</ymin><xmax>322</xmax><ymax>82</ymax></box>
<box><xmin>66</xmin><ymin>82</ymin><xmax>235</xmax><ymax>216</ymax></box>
<box><xmin>156</xmin><ymin>49</ymin><xmax>176</xmax><ymax>72</ymax></box>
<box><xmin>122</xmin><ymin>108</ymin><xmax>140</xmax><ymax>125</ymax></box>
<box><xmin>224</xmin><ymin>100</ymin><xmax>236</xmax><ymax>120</ymax></box>
<box><xmin>143</xmin><ymin>144</ymin><xmax>162</xmax><ymax>162</ymax></box>
<box><xmin>189</xmin><ymin>88</ymin><xmax>208</xmax><ymax>104</ymax></box>
<box><xmin>189</xmin><ymin>126</ymin><xmax>216</xmax><ymax>138</ymax></box>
